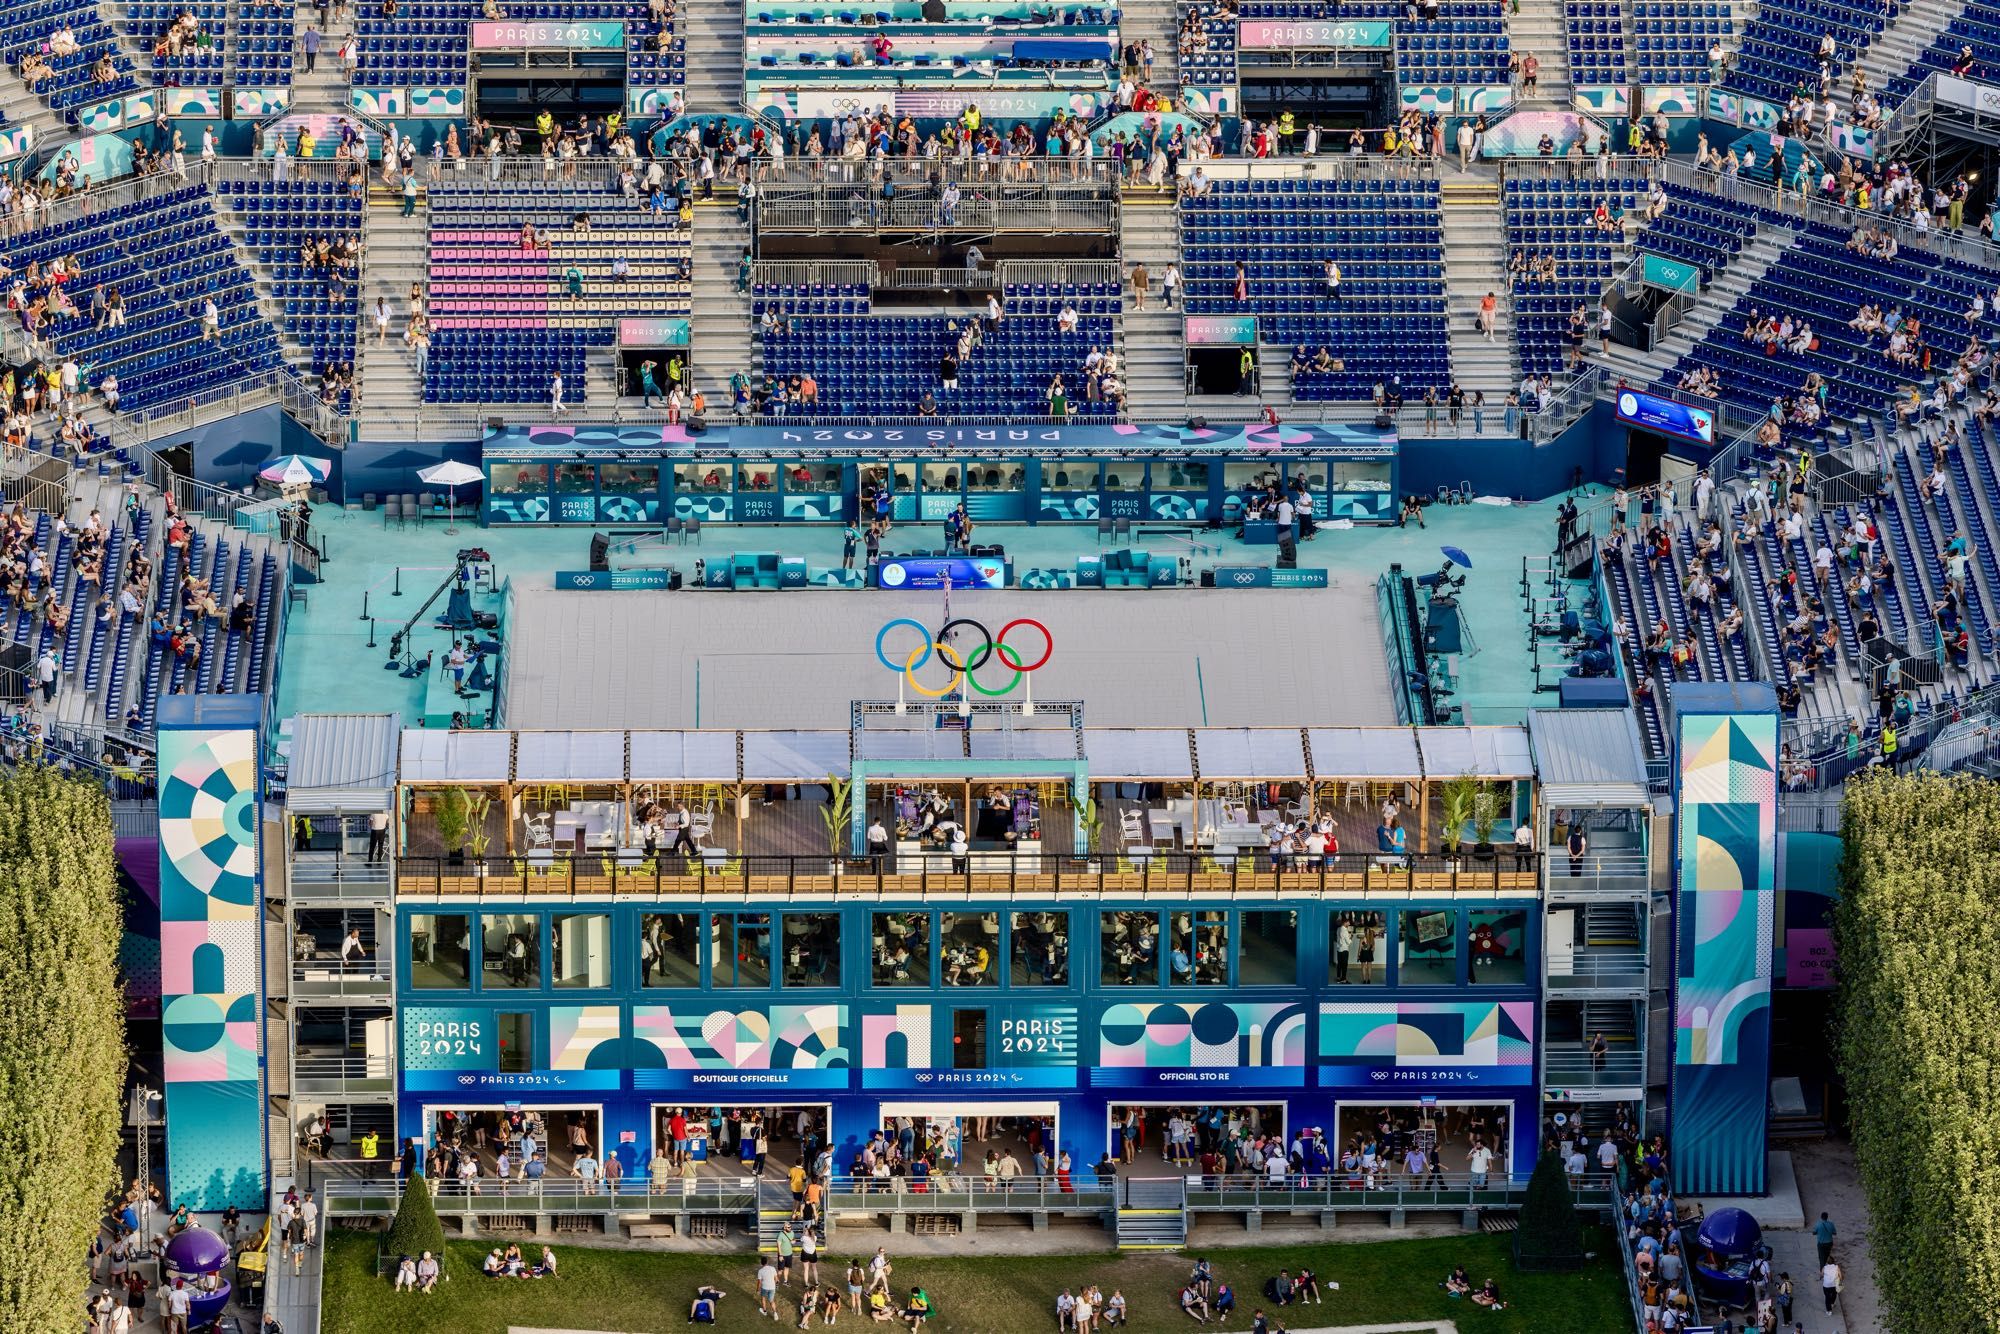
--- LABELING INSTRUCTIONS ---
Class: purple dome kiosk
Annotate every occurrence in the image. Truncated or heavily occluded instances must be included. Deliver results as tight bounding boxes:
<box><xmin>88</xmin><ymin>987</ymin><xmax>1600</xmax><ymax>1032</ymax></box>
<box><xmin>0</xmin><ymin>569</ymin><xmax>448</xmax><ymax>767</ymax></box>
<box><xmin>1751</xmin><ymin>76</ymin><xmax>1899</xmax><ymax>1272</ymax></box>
<box><xmin>1693</xmin><ymin>1206</ymin><xmax>1763</xmax><ymax>1309</ymax></box>
<box><xmin>163</xmin><ymin>1227</ymin><xmax>235</xmax><ymax>1328</ymax></box>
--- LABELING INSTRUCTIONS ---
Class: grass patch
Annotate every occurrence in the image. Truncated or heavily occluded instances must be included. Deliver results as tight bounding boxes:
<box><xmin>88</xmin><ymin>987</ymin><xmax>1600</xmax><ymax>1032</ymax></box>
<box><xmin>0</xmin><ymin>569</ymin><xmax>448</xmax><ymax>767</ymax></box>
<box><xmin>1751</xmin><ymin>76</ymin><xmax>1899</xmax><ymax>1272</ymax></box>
<box><xmin>323</xmin><ymin>1226</ymin><xmax>1629</xmax><ymax>1333</ymax></box>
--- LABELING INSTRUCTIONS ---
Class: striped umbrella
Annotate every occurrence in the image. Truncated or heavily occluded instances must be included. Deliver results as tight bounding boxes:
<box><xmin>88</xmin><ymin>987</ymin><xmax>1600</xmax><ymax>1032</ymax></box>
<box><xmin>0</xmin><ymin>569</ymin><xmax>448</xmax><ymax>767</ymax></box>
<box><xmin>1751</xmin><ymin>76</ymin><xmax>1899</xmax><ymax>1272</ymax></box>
<box><xmin>258</xmin><ymin>454</ymin><xmax>332</xmax><ymax>488</ymax></box>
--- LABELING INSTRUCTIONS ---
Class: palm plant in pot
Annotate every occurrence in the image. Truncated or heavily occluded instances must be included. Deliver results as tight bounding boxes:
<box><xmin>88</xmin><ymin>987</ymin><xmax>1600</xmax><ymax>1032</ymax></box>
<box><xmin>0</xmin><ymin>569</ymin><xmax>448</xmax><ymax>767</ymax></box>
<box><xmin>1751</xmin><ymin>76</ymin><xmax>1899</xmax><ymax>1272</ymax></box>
<box><xmin>1439</xmin><ymin>773</ymin><xmax>1479</xmax><ymax>861</ymax></box>
<box><xmin>1078</xmin><ymin>793</ymin><xmax>1104</xmax><ymax>870</ymax></box>
<box><xmin>820</xmin><ymin>775</ymin><xmax>853</xmax><ymax>875</ymax></box>
<box><xmin>433</xmin><ymin>787</ymin><xmax>472</xmax><ymax>866</ymax></box>
<box><xmin>1471</xmin><ymin>783</ymin><xmax>1503</xmax><ymax>860</ymax></box>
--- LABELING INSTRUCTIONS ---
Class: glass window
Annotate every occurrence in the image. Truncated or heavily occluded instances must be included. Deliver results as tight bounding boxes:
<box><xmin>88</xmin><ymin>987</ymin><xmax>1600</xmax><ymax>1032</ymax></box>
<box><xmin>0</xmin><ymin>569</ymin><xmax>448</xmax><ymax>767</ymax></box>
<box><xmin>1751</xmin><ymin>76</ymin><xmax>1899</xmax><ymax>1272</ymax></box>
<box><xmin>859</xmin><ymin>463</ymin><xmax>893</xmax><ymax>501</ymax></box>
<box><xmin>922</xmin><ymin>461</ymin><xmax>964</xmax><ymax>494</ymax></box>
<box><xmin>675</xmin><ymin>460</ymin><xmax>734</xmax><ymax>494</ymax></box>
<box><xmin>1224</xmin><ymin>462</ymin><xmax>1282</xmax><ymax>494</ymax></box>
<box><xmin>490</xmin><ymin>462</ymin><xmax>548</xmax><ymax>495</ymax></box>
<box><xmin>779</xmin><ymin>459</ymin><xmax>841</xmax><ymax>493</ymax></box>
<box><xmin>1333</xmin><ymin>459</ymin><xmax>1393</xmax><ymax>491</ymax></box>
<box><xmin>781</xmin><ymin>912</ymin><xmax>842</xmax><ymax>987</ymax></box>
<box><xmin>408</xmin><ymin>913</ymin><xmax>470</xmax><ymax>989</ymax></box>
<box><xmin>640</xmin><ymin>912</ymin><xmax>700</xmax><ymax>988</ymax></box>
<box><xmin>1289</xmin><ymin>461</ymin><xmax>1329</xmax><ymax>494</ymax></box>
<box><xmin>1044</xmin><ymin>459</ymin><xmax>1098</xmax><ymax>492</ymax></box>
<box><xmin>740</xmin><ymin>460</ymin><xmax>779</xmax><ymax>493</ymax></box>
<box><xmin>1102</xmin><ymin>463</ymin><xmax>1136</xmax><ymax>492</ymax></box>
<box><xmin>1170</xmin><ymin>910</ymin><xmax>1229</xmax><ymax>985</ymax></box>
<box><xmin>496</xmin><ymin>1011</ymin><xmax>532</xmax><ymax>1073</ymax></box>
<box><xmin>553</xmin><ymin>463</ymin><xmax>596</xmax><ymax>493</ymax></box>
<box><xmin>598</xmin><ymin>462</ymin><xmax>659</xmax><ymax>495</ymax></box>
<box><xmin>1099</xmin><ymin>910</ymin><xmax>1159</xmax><ymax>986</ymax></box>
<box><xmin>872</xmin><ymin>911</ymin><xmax>931</xmax><ymax>987</ymax></box>
<box><xmin>941</xmin><ymin>912</ymin><xmax>999</xmax><ymax>987</ymax></box>
<box><xmin>712</xmin><ymin>913</ymin><xmax>773</xmax><ymax>988</ymax></box>
<box><xmin>1157</xmin><ymin>459</ymin><xmax>1210</xmax><ymax>491</ymax></box>
<box><xmin>481</xmin><ymin>913</ymin><xmax>540</xmax><ymax>989</ymax></box>
<box><xmin>1399</xmin><ymin>908</ymin><xmax>1459</xmax><ymax>986</ymax></box>
<box><xmin>1329</xmin><ymin>910</ymin><xmax>1388</xmax><ymax>985</ymax></box>
<box><xmin>1239</xmin><ymin>910</ymin><xmax>1298</xmax><ymax>986</ymax></box>
<box><xmin>551</xmin><ymin>913</ymin><xmax>611</xmax><ymax>989</ymax></box>
<box><xmin>964</xmin><ymin>459</ymin><xmax>1023</xmax><ymax>492</ymax></box>
<box><xmin>1469</xmin><ymin>908</ymin><xmax>1528</xmax><ymax>985</ymax></box>
<box><xmin>1010</xmin><ymin>910</ymin><xmax>1069</xmax><ymax>986</ymax></box>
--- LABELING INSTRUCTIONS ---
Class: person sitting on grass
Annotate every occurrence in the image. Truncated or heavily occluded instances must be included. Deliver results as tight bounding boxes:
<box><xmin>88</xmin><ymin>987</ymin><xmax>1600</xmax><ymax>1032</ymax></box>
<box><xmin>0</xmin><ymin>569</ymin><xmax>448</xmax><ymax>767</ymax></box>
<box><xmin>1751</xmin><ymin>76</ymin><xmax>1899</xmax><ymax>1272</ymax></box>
<box><xmin>1472</xmin><ymin>1278</ymin><xmax>1506</xmax><ymax>1310</ymax></box>
<box><xmin>1295</xmin><ymin>1268</ymin><xmax>1325</xmax><ymax>1304</ymax></box>
<box><xmin>689</xmin><ymin>1284</ymin><xmax>724</xmax><ymax>1323</ymax></box>
<box><xmin>481</xmin><ymin>1249</ymin><xmax>504</xmax><ymax>1276</ymax></box>
<box><xmin>416</xmin><ymin>1252</ymin><xmax>440</xmax><ymax>1293</ymax></box>
<box><xmin>534</xmin><ymin>1246</ymin><xmax>558</xmax><ymax>1278</ymax></box>
<box><xmin>1249</xmin><ymin>1311</ymin><xmax>1286</xmax><ymax>1334</ymax></box>
<box><xmin>869</xmin><ymin>1288</ymin><xmax>895</xmax><ymax>1322</ymax></box>
<box><xmin>1212</xmin><ymin>1282</ymin><xmax>1235</xmax><ymax>1321</ymax></box>
<box><xmin>394</xmin><ymin>1256</ymin><xmax>418</xmax><ymax>1292</ymax></box>
<box><xmin>902</xmin><ymin>1286</ymin><xmax>931</xmax><ymax>1328</ymax></box>
<box><xmin>1180</xmin><ymin>1283</ymin><xmax>1210</xmax><ymax>1322</ymax></box>
<box><xmin>1444</xmin><ymin>1265</ymin><xmax>1472</xmax><ymax>1296</ymax></box>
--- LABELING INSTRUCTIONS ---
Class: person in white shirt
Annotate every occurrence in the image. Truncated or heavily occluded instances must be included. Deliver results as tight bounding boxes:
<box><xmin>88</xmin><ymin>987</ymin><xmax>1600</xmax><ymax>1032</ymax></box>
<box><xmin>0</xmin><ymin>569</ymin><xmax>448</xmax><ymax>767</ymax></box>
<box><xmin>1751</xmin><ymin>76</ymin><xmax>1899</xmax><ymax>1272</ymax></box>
<box><xmin>1467</xmin><ymin>1142</ymin><xmax>1494</xmax><ymax>1188</ymax></box>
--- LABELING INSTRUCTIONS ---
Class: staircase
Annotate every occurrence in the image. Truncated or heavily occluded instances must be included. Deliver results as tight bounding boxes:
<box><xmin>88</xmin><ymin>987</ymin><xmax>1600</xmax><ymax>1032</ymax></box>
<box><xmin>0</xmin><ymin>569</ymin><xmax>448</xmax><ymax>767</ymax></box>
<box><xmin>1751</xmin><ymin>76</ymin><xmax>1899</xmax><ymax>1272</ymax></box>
<box><xmin>1851</xmin><ymin>0</ymin><xmax>1968</xmax><ymax>97</ymax></box>
<box><xmin>1506</xmin><ymin>0</ymin><xmax>1576</xmax><ymax>107</ymax></box>
<box><xmin>688</xmin><ymin>204</ymin><xmax>756</xmax><ymax>407</ymax></box>
<box><xmin>680</xmin><ymin>3</ymin><xmax>744</xmax><ymax>114</ymax></box>
<box><xmin>1115</xmin><ymin>1176</ymin><xmax>1188</xmax><ymax>1250</ymax></box>
<box><xmin>208</xmin><ymin>187</ymin><xmax>314</xmax><ymax>382</ymax></box>
<box><xmin>1117</xmin><ymin>196</ymin><xmax>1188</xmax><ymax>419</ymax></box>
<box><xmin>1118</xmin><ymin>0</ymin><xmax>1182</xmax><ymax>97</ymax></box>
<box><xmin>756</xmin><ymin>1179</ymin><xmax>793</xmax><ymax>1254</ymax></box>
<box><xmin>291</xmin><ymin>8</ymin><xmax>355</xmax><ymax>116</ymax></box>
<box><xmin>1598</xmin><ymin>225</ymin><xmax>1796</xmax><ymax>389</ymax></box>
<box><xmin>0</xmin><ymin>67</ymin><xmax>67</xmax><ymax>150</ymax></box>
<box><xmin>355</xmin><ymin>192</ymin><xmax>430</xmax><ymax>438</ymax></box>
<box><xmin>1440</xmin><ymin>179</ymin><xmax>1520</xmax><ymax>403</ymax></box>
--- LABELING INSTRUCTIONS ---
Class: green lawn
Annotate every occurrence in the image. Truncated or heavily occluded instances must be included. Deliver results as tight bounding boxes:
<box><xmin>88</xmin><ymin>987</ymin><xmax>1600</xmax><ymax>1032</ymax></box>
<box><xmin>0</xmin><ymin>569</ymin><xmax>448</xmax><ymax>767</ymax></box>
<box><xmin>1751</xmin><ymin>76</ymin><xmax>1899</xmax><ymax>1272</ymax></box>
<box><xmin>322</xmin><ymin>1226</ymin><xmax>1631</xmax><ymax>1333</ymax></box>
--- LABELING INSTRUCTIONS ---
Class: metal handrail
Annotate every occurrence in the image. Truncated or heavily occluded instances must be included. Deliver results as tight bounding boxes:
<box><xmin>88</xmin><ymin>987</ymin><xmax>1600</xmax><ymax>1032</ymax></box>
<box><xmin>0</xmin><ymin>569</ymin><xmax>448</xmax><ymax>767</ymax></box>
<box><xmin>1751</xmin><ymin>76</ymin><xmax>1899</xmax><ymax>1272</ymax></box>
<box><xmin>1532</xmin><ymin>364</ymin><xmax>1607</xmax><ymax>442</ymax></box>
<box><xmin>827</xmin><ymin>1172</ymin><xmax>1113</xmax><ymax>1202</ymax></box>
<box><xmin>318</xmin><ymin>1177</ymin><xmax>758</xmax><ymax>1209</ymax></box>
<box><xmin>392</xmin><ymin>849</ymin><xmax>1545</xmax><ymax>896</ymax></box>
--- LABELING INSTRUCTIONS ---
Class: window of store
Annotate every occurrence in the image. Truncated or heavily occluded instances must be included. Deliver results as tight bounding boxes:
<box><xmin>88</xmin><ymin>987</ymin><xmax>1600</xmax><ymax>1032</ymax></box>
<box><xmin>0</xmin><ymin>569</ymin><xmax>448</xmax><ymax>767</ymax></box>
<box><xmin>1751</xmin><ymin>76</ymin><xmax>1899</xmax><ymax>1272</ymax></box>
<box><xmin>1100</xmin><ymin>910</ymin><xmax>1160</xmax><ymax>986</ymax></box>
<box><xmin>781</xmin><ymin>912</ymin><xmax>842</xmax><ymax>987</ymax></box>
<box><xmin>1010</xmin><ymin>910</ymin><xmax>1069</xmax><ymax>985</ymax></box>
<box><xmin>1399</xmin><ymin>908</ymin><xmax>1459</xmax><ymax>986</ymax></box>
<box><xmin>712</xmin><ymin>913</ymin><xmax>773</xmax><ymax>988</ymax></box>
<box><xmin>640</xmin><ymin>912</ymin><xmax>700</xmax><ymax>988</ymax></box>
<box><xmin>1239</xmin><ymin>910</ymin><xmax>1298</xmax><ymax>986</ymax></box>
<box><xmin>872</xmin><ymin>912</ymin><xmax>932</xmax><ymax>986</ymax></box>
<box><xmin>941</xmin><ymin>911</ymin><xmax>999</xmax><ymax>986</ymax></box>
<box><xmin>1328</xmin><ymin>910</ymin><xmax>1388</xmax><ymax>985</ymax></box>
<box><xmin>496</xmin><ymin>1012</ymin><xmax>533</xmax><ymax>1073</ymax></box>
<box><xmin>1170</xmin><ymin>910</ymin><xmax>1230</xmax><ymax>985</ymax></box>
<box><xmin>481</xmin><ymin>913</ymin><xmax>540</xmax><ymax>989</ymax></box>
<box><xmin>408</xmin><ymin>913</ymin><xmax>470</xmax><ymax>989</ymax></box>
<box><xmin>1468</xmin><ymin>908</ymin><xmax>1528</xmax><ymax>985</ymax></box>
<box><xmin>552</xmin><ymin>913</ymin><xmax>611</xmax><ymax>989</ymax></box>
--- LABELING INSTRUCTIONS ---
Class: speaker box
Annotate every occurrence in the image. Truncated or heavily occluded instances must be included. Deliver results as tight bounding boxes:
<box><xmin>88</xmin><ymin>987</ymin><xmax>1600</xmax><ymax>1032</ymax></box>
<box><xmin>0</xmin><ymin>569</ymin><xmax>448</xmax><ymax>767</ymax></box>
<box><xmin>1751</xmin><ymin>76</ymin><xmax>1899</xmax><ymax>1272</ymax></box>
<box><xmin>1199</xmin><ymin>570</ymin><xmax>1216</xmax><ymax>587</ymax></box>
<box><xmin>1373</xmin><ymin>412</ymin><xmax>1393</xmax><ymax>429</ymax></box>
<box><xmin>1187</xmin><ymin>415</ymin><xmax>1207</xmax><ymax>430</ymax></box>
<box><xmin>487</xmin><ymin>417</ymin><xmax>504</xmax><ymax>432</ymax></box>
<box><xmin>688</xmin><ymin>413</ymin><xmax>708</xmax><ymax>434</ymax></box>
<box><xmin>668</xmin><ymin>569</ymin><xmax>684</xmax><ymax>590</ymax></box>
<box><xmin>588</xmin><ymin>532</ymin><xmax>611</xmax><ymax>572</ymax></box>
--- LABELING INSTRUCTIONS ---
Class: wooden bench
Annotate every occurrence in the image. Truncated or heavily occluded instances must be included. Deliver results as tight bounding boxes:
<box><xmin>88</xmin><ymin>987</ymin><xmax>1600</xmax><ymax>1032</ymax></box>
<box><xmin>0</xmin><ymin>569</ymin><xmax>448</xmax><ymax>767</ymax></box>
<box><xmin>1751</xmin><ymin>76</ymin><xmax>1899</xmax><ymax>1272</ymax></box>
<box><xmin>627</xmin><ymin>1221</ymin><xmax>676</xmax><ymax>1240</ymax></box>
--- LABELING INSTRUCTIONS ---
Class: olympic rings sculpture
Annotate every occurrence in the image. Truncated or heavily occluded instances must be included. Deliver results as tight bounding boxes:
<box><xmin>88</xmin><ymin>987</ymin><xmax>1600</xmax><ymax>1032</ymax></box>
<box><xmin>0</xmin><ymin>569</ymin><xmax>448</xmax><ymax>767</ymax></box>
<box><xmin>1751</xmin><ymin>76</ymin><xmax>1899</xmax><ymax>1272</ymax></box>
<box><xmin>874</xmin><ymin>617</ymin><xmax>1053</xmax><ymax>697</ymax></box>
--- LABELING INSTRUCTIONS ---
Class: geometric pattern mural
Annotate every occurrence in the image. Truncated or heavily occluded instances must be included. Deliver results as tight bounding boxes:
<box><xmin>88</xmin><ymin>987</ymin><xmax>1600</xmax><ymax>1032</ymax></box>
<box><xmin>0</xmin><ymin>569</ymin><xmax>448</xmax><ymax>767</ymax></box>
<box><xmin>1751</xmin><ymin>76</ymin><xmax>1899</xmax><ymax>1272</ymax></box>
<box><xmin>550</xmin><ymin>1005</ymin><xmax>622</xmax><ymax>1070</ymax></box>
<box><xmin>157</xmin><ymin>716</ymin><xmax>267</xmax><ymax>1210</ymax></box>
<box><xmin>1672</xmin><ymin>703</ymin><xmax>1777</xmax><ymax>1194</ymax></box>
<box><xmin>1316</xmin><ymin>1001</ymin><xmax>1534</xmax><ymax>1065</ymax></box>
<box><xmin>860</xmin><ymin>1005</ymin><xmax>932</xmax><ymax>1068</ymax></box>
<box><xmin>1099</xmin><ymin>1001</ymin><xmax>1309</xmax><ymax>1068</ymax></box>
<box><xmin>632</xmin><ymin>1004</ymin><xmax>850</xmax><ymax>1069</ymax></box>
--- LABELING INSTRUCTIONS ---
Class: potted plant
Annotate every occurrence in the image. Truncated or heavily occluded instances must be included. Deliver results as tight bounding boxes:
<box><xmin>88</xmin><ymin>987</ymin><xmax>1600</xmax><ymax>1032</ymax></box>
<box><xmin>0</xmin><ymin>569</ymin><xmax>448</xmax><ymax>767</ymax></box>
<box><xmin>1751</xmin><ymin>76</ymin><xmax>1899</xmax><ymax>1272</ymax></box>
<box><xmin>1439</xmin><ymin>773</ymin><xmax>1478</xmax><ymax>860</ymax></box>
<box><xmin>434</xmin><ymin>786</ymin><xmax>472</xmax><ymax>866</ymax></box>
<box><xmin>1077</xmin><ymin>790</ymin><xmax>1103</xmax><ymax>870</ymax></box>
<box><xmin>820</xmin><ymin>775</ymin><xmax>852</xmax><ymax>875</ymax></box>
<box><xmin>466</xmin><ymin>793</ymin><xmax>493</xmax><ymax>875</ymax></box>
<box><xmin>1471</xmin><ymin>783</ymin><xmax>1503</xmax><ymax>861</ymax></box>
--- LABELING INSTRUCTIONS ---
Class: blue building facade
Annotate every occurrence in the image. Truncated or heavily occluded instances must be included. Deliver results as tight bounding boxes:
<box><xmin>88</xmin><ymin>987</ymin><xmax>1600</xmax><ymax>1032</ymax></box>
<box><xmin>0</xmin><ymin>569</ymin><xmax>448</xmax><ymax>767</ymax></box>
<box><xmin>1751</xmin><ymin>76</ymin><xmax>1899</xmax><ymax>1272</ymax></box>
<box><xmin>391</xmin><ymin>897</ymin><xmax>1542</xmax><ymax>1175</ymax></box>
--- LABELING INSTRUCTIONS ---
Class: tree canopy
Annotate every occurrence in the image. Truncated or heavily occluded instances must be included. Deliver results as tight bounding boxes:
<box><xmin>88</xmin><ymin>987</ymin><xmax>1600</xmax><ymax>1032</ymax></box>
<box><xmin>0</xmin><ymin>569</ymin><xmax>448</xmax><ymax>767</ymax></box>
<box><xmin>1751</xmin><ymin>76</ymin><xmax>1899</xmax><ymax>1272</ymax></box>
<box><xmin>0</xmin><ymin>769</ymin><xmax>127</xmax><ymax>1329</ymax></box>
<box><xmin>1835</xmin><ymin>771</ymin><xmax>2000</xmax><ymax>1333</ymax></box>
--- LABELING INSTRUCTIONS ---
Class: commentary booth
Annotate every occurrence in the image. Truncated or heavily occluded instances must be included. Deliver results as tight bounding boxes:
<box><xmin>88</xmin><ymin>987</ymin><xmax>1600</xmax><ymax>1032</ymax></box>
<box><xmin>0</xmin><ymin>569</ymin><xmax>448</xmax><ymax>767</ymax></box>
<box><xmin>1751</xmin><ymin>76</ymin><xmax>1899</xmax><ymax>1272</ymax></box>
<box><xmin>480</xmin><ymin>421</ymin><xmax>1399</xmax><ymax>527</ymax></box>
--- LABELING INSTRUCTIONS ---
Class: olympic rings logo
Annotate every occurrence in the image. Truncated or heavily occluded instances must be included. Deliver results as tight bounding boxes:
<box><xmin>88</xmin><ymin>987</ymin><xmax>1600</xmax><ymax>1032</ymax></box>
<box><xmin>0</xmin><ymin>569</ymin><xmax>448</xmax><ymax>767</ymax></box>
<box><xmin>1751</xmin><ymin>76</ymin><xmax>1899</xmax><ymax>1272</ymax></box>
<box><xmin>874</xmin><ymin>617</ymin><xmax>1053</xmax><ymax>697</ymax></box>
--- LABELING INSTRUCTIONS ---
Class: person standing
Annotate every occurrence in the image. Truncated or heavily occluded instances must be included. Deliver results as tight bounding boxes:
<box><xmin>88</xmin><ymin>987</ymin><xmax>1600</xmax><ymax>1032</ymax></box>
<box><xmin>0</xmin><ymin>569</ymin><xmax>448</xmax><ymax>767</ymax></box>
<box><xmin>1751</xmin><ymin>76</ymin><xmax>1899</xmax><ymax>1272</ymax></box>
<box><xmin>1813</xmin><ymin>1212</ymin><xmax>1837</xmax><ymax>1265</ymax></box>
<box><xmin>1162</xmin><ymin>262</ymin><xmax>1181</xmax><ymax>309</ymax></box>
<box><xmin>1131</xmin><ymin>261</ymin><xmax>1149</xmax><ymax>311</ymax></box>
<box><xmin>35</xmin><ymin>647</ymin><xmax>57</xmax><ymax>703</ymax></box>
<box><xmin>1566</xmin><ymin>822</ymin><xmax>1587</xmax><ymax>876</ymax></box>
<box><xmin>1820</xmin><ymin>1259</ymin><xmax>1841</xmax><ymax>1313</ymax></box>
<box><xmin>302</xmin><ymin>25</ymin><xmax>321</xmax><ymax>73</ymax></box>
<box><xmin>551</xmin><ymin>373</ymin><xmax>567</xmax><ymax>416</ymax></box>
<box><xmin>367</xmin><ymin>809</ymin><xmax>389</xmax><ymax>863</ymax></box>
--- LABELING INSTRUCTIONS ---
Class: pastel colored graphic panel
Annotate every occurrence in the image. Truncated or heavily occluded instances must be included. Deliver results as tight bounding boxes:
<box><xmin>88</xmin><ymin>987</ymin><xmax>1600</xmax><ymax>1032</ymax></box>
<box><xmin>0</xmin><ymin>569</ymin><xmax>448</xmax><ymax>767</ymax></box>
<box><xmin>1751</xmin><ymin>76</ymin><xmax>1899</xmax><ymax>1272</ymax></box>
<box><xmin>1672</xmin><ymin>706</ymin><xmax>1777</xmax><ymax>1194</ymax></box>
<box><xmin>1317</xmin><ymin>1001</ymin><xmax>1535</xmax><ymax>1064</ymax></box>
<box><xmin>1098</xmin><ymin>1002</ymin><xmax>1309</xmax><ymax>1068</ymax></box>
<box><xmin>158</xmin><ymin>718</ymin><xmax>266</xmax><ymax>1209</ymax></box>
<box><xmin>549</xmin><ymin>1005</ymin><xmax>622</xmax><ymax>1069</ymax></box>
<box><xmin>634</xmin><ymin>1004</ymin><xmax>850</xmax><ymax>1069</ymax></box>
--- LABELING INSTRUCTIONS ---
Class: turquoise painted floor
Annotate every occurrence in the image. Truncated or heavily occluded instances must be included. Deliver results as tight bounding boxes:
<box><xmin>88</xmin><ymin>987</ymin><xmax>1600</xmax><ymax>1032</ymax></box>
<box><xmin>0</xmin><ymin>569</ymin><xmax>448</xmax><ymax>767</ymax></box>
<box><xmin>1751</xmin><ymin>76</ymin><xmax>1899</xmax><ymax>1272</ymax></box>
<box><xmin>275</xmin><ymin>495</ymin><xmax>1588</xmax><ymax>729</ymax></box>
